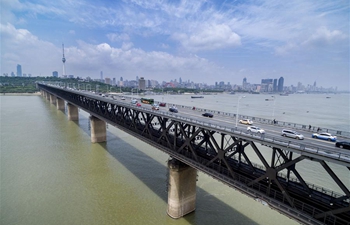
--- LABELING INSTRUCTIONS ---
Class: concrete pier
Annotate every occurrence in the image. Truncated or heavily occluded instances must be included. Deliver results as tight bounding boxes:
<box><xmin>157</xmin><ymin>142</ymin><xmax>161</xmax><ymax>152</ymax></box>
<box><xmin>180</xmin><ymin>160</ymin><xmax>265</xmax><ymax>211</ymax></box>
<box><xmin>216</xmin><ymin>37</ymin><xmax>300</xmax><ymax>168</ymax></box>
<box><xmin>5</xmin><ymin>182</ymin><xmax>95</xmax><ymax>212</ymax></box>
<box><xmin>167</xmin><ymin>158</ymin><xmax>197</xmax><ymax>218</ymax></box>
<box><xmin>90</xmin><ymin>116</ymin><xmax>106</xmax><ymax>143</ymax></box>
<box><xmin>45</xmin><ymin>92</ymin><xmax>50</xmax><ymax>100</ymax></box>
<box><xmin>49</xmin><ymin>94</ymin><xmax>56</xmax><ymax>105</ymax></box>
<box><xmin>67</xmin><ymin>103</ymin><xmax>79</xmax><ymax>121</ymax></box>
<box><xmin>56</xmin><ymin>98</ymin><xmax>65</xmax><ymax>110</ymax></box>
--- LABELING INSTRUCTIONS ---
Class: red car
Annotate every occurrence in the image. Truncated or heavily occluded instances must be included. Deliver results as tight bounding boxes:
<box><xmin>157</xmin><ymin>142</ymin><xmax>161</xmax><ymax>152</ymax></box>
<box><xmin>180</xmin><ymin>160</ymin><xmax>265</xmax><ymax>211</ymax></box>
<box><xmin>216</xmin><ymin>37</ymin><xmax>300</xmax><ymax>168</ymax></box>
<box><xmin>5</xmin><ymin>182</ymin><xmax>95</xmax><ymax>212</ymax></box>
<box><xmin>136</xmin><ymin>103</ymin><xmax>141</xmax><ymax>107</ymax></box>
<box><xmin>159</xmin><ymin>102</ymin><xmax>166</xmax><ymax>107</ymax></box>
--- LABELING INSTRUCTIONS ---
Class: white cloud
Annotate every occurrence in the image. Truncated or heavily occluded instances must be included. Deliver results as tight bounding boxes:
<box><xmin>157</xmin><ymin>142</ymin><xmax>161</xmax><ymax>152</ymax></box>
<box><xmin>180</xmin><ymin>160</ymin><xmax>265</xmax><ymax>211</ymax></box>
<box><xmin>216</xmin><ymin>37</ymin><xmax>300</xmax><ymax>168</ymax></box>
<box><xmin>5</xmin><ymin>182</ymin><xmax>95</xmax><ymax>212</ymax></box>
<box><xmin>302</xmin><ymin>26</ymin><xmax>347</xmax><ymax>47</ymax></box>
<box><xmin>106</xmin><ymin>33</ymin><xmax>130</xmax><ymax>42</ymax></box>
<box><xmin>1</xmin><ymin>23</ymin><xmax>224</xmax><ymax>83</ymax></box>
<box><xmin>1</xmin><ymin>23</ymin><xmax>59</xmax><ymax>75</ymax></box>
<box><xmin>172</xmin><ymin>24</ymin><xmax>241</xmax><ymax>51</ymax></box>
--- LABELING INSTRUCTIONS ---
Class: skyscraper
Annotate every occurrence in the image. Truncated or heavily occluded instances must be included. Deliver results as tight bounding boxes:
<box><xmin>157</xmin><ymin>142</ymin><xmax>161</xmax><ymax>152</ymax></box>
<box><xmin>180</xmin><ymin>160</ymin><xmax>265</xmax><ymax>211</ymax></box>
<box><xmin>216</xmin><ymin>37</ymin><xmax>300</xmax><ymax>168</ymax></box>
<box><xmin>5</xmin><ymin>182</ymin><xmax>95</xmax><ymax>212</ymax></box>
<box><xmin>139</xmin><ymin>77</ymin><xmax>146</xmax><ymax>90</ymax></box>
<box><xmin>278</xmin><ymin>77</ymin><xmax>284</xmax><ymax>92</ymax></box>
<box><xmin>100</xmin><ymin>71</ymin><xmax>103</xmax><ymax>82</ymax></box>
<box><xmin>52</xmin><ymin>71</ymin><xmax>58</xmax><ymax>77</ymax></box>
<box><xmin>16</xmin><ymin>64</ymin><xmax>22</xmax><ymax>77</ymax></box>
<box><xmin>273</xmin><ymin>79</ymin><xmax>278</xmax><ymax>92</ymax></box>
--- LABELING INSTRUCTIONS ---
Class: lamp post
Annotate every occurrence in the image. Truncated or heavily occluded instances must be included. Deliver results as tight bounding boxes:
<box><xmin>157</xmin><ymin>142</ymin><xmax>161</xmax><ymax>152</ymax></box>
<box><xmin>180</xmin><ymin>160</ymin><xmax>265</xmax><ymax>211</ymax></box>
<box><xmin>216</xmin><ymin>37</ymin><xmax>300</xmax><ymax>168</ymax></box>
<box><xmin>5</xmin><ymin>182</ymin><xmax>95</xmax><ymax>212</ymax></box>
<box><xmin>235</xmin><ymin>96</ymin><xmax>243</xmax><ymax>128</ymax></box>
<box><xmin>272</xmin><ymin>96</ymin><xmax>276</xmax><ymax>118</ymax></box>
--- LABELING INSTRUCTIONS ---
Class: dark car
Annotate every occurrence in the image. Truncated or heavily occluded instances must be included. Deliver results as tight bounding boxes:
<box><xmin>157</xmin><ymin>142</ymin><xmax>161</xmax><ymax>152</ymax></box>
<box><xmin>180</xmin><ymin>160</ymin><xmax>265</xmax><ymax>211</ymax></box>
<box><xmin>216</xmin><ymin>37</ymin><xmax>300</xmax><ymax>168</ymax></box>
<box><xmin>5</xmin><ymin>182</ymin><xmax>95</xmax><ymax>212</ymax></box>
<box><xmin>335</xmin><ymin>141</ymin><xmax>350</xmax><ymax>150</ymax></box>
<box><xmin>202</xmin><ymin>112</ymin><xmax>213</xmax><ymax>118</ymax></box>
<box><xmin>159</xmin><ymin>102</ymin><xmax>166</xmax><ymax>107</ymax></box>
<box><xmin>169</xmin><ymin>107</ymin><xmax>178</xmax><ymax>113</ymax></box>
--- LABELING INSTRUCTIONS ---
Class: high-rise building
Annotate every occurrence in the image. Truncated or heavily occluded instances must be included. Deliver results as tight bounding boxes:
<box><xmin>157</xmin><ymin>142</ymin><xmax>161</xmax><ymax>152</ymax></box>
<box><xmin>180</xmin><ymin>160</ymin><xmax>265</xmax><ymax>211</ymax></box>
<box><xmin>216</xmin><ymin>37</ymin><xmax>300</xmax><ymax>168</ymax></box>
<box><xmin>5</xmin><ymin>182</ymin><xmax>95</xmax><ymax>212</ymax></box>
<box><xmin>278</xmin><ymin>77</ymin><xmax>284</xmax><ymax>92</ymax></box>
<box><xmin>52</xmin><ymin>71</ymin><xmax>58</xmax><ymax>77</ymax></box>
<box><xmin>273</xmin><ymin>79</ymin><xmax>278</xmax><ymax>92</ymax></box>
<box><xmin>16</xmin><ymin>64</ymin><xmax>22</xmax><ymax>77</ymax></box>
<box><xmin>120</xmin><ymin>77</ymin><xmax>123</xmax><ymax>81</ymax></box>
<box><xmin>100</xmin><ymin>71</ymin><xmax>103</xmax><ymax>82</ymax></box>
<box><xmin>139</xmin><ymin>77</ymin><xmax>146</xmax><ymax>90</ymax></box>
<box><xmin>242</xmin><ymin>77</ymin><xmax>247</xmax><ymax>89</ymax></box>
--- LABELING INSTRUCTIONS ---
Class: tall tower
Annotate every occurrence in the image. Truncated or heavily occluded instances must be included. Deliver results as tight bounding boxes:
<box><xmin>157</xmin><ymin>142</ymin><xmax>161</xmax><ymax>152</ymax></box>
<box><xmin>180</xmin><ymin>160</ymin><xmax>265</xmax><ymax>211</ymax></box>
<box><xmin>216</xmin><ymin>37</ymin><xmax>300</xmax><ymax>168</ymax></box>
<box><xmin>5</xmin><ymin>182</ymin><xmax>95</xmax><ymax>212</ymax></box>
<box><xmin>62</xmin><ymin>44</ymin><xmax>66</xmax><ymax>76</ymax></box>
<box><xmin>16</xmin><ymin>64</ymin><xmax>22</xmax><ymax>77</ymax></box>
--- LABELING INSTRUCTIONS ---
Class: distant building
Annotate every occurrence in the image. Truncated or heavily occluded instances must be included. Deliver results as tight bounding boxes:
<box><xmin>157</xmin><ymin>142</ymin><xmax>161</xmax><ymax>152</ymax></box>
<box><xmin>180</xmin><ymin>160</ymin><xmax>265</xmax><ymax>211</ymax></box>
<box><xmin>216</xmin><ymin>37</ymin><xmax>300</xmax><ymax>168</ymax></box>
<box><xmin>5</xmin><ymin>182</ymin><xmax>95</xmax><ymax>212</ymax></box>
<box><xmin>243</xmin><ymin>77</ymin><xmax>247</xmax><ymax>85</ymax></box>
<box><xmin>100</xmin><ymin>71</ymin><xmax>103</xmax><ymax>82</ymax></box>
<box><xmin>278</xmin><ymin>77</ymin><xmax>284</xmax><ymax>92</ymax></box>
<box><xmin>139</xmin><ymin>77</ymin><xmax>146</xmax><ymax>90</ymax></box>
<box><xmin>52</xmin><ymin>71</ymin><xmax>58</xmax><ymax>77</ymax></box>
<box><xmin>11</xmin><ymin>72</ymin><xmax>15</xmax><ymax>77</ymax></box>
<box><xmin>273</xmin><ymin>79</ymin><xmax>278</xmax><ymax>92</ymax></box>
<box><xmin>105</xmin><ymin>77</ymin><xmax>111</xmax><ymax>85</ymax></box>
<box><xmin>17</xmin><ymin>64</ymin><xmax>22</xmax><ymax>77</ymax></box>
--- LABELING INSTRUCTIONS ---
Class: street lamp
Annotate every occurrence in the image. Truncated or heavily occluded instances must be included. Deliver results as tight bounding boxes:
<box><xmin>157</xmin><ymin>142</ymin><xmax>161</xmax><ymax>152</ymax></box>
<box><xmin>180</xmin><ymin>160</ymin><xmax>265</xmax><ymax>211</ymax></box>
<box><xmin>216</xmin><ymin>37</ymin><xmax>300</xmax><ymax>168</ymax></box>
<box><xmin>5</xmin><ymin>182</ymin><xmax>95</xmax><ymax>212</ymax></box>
<box><xmin>235</xmin><ymin>96</ymin><xmax>243</xmax><ymax>128</ymax></box>
<box><xmin>272</xmin><ymin>96</ymin><xmax>276</xmax><ymax>119</ymax></box>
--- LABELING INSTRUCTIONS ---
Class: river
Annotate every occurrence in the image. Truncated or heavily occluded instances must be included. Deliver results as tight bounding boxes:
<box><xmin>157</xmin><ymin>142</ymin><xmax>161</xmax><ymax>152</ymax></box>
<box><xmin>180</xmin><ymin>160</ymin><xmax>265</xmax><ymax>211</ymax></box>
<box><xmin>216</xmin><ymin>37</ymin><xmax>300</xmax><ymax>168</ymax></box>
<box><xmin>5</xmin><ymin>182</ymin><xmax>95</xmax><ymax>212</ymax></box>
<box><xmin>1</xmin><ymin>93</ymin><xmax>349</xmax><ymax>225</ymax></box>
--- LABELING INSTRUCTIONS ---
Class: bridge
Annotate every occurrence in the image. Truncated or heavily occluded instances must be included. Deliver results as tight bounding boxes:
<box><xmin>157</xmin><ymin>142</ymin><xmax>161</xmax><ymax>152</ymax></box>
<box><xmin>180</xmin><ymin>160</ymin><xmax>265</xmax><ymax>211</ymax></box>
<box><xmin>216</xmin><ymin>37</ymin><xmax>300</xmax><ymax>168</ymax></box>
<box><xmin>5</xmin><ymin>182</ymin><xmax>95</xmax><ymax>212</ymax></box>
<box><xmin>37</xmin><ymin>83</ymin><xmax>350</xmax><ymax>225</ymax></box>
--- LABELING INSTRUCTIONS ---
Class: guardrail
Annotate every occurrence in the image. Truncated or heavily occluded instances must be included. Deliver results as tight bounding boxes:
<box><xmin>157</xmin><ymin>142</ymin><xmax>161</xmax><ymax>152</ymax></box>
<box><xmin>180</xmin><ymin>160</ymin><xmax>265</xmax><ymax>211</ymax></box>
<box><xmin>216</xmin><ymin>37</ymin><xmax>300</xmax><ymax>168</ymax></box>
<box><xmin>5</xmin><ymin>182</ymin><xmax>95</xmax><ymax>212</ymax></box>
<box><xmin>115</xmin><ymin>100</ymin><xmax>350</xmax><ymax>164</ymax></box>
<box><xmin>157</xmin><ymin>102</ymin><xmax>350</xmax><ymax>138</ymax></box>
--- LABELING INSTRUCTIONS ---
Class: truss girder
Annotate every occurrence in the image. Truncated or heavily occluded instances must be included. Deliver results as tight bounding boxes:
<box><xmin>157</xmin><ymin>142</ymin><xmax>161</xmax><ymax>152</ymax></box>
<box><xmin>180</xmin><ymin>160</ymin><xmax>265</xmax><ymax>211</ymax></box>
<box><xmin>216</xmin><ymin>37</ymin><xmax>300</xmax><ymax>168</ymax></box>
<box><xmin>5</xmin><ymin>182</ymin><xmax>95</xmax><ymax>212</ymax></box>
<box><xmin>39</xmin><ymin>84</ymin><xmax>350</xmax><ymax>225</ymax></box>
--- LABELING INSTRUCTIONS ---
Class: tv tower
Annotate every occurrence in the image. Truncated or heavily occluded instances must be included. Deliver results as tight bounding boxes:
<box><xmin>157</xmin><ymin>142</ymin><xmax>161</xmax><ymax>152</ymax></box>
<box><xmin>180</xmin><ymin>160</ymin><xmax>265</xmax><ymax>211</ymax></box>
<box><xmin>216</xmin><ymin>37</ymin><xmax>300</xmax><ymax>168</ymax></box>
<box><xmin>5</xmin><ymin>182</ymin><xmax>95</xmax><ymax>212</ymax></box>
<box><xmin>62</xmin><ymin>43</ymin><xmax>66</xmax><ymax>76</ymax></box>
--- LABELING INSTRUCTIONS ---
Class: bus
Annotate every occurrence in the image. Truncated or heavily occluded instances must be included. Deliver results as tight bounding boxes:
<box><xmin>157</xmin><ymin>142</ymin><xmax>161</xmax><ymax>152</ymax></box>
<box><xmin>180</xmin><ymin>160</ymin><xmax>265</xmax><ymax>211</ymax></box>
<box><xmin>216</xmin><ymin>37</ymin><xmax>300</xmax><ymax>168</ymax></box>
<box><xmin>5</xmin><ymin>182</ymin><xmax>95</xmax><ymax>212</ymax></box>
<box><xmin>140</xmin><ymin>98</ymin><xmax>154</xmax><ymax>104</ymax></box>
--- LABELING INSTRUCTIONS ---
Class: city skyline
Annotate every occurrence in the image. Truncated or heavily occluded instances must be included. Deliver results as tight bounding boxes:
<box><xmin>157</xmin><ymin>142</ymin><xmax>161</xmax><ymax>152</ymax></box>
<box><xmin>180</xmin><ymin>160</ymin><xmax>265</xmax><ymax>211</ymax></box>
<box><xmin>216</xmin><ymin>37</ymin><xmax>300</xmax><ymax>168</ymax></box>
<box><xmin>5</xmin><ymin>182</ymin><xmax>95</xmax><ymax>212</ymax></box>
<box><xmin>1</xmin><ymin>0</ymin><xmax>349</xmax><ymax>90</ymax></box>
<box><xmin>0</xmin><ymin>64</ymin><xmax>341</xmax><ymax>92</ymax></box>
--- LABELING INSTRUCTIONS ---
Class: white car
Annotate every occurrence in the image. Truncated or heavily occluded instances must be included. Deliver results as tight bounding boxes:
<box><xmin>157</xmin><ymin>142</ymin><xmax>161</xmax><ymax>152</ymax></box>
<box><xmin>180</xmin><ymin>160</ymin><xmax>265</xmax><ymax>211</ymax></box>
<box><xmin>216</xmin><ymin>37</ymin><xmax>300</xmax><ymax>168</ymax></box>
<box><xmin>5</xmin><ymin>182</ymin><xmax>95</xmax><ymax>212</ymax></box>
<box><xmin>247</xmin><ymin>126</ymin><xmax>265</xmax><ymax>134</ymax></box>
<box><xmin>312</xmin><ymin>133</ymin><xmax>337</xmax><ymax>142</ymax></box>
<box><xmin>239</xmin><ymin>119</ymin><xmax>253</xmax><ymax>125</ymax></box>
<box><xmin>281</xmin><ymin>129</ymin><xmax>304</xmax><ymax>140</ymax></box>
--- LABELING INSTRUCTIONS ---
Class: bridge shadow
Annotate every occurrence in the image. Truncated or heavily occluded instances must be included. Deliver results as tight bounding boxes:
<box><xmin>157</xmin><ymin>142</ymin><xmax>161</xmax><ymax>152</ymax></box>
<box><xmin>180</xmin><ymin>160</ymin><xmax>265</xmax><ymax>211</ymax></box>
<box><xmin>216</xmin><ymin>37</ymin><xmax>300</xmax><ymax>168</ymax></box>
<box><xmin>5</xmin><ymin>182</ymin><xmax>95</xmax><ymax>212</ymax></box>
<box><xmin>46</xmin><ymin>101</ymin><xmax>264</xmax><ymax>225</ymax></box>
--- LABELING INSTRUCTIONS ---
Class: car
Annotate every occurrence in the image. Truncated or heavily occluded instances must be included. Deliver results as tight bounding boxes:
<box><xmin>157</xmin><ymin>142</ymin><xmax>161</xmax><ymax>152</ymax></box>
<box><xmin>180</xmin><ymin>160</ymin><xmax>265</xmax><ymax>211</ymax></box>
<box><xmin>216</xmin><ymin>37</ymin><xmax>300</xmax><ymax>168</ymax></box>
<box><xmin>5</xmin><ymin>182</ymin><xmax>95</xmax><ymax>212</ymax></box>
<box><xmin>247</xmin><ymin>126</ymin><xmax>265</xmax><ymax>134</ymax></box>
<box><xmin>121</xmin><ymin>97</ymin><xmax>126</xmax><ymax>100</ymax></box>
<box><xmin>169</xmin><ymin>107</ymin><xmax>178</xmax><ymax>113</ymax></box>
<box><xmin>312</xmin><ymin>132</ymin><xmax>337</xmax><ymax>142</ymax></box>
<box><xmin>281</xmin><ymin>129</ymin><xmax>304</xmax><ymax>140</ymax></box>
<box><xmin>136</xmin><ymin>103</ymin><xmax>141</xmax><ymax>107</ymax></box>
<box><xmin>335</xmin><ymin>141</ymin><xmax>350</xmax><ymax>150</ymax></box>
<box><xmin>131</xmin><ymin>99</ymin><xmax>137</xmax><ymax>104</ymax></box>
<box><xmin>239</xmin><ymin>119</ymin><xmax>253</xmax><ymax>125</ymax></box>
<box><xmin>202</xmin><ymin>112</ymin><xmax>213</xmax><ymax>118</ymax></box>
<box><xmin>152</xmin><ymin>104</ymin><xmax>159</xmax><ymax>110</ymax></box>
<box><xmin>159</xmin><ymin>102</ymin><xmax>166</xmax><ymax>107</ymax></box>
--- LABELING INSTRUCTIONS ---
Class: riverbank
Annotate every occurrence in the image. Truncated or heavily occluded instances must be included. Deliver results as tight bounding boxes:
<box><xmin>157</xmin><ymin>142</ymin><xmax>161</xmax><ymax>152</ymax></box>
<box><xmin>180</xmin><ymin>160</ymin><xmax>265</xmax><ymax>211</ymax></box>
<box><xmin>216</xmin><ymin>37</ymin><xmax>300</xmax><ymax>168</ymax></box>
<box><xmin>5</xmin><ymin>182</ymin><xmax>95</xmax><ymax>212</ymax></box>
<box><xmin>1</xmin><ymin>92</ymin><xmax>41</xmax><ymax>96</ymax></box>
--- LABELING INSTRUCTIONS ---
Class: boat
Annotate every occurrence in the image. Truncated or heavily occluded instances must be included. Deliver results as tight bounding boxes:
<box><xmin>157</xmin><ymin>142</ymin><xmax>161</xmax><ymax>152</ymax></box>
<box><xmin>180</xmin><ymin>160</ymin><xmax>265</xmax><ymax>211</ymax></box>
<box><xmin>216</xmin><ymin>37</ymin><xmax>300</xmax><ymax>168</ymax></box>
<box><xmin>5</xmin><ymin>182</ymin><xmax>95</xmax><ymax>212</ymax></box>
<box><xmin>191</xmin><ymin>96</ymin><xmax>204</xmax><ymax>98</ymax></box>
<box><xmin>280</xmin><ymin>93</ymin><xmax>289</xmax><ymax>96</ymax></box>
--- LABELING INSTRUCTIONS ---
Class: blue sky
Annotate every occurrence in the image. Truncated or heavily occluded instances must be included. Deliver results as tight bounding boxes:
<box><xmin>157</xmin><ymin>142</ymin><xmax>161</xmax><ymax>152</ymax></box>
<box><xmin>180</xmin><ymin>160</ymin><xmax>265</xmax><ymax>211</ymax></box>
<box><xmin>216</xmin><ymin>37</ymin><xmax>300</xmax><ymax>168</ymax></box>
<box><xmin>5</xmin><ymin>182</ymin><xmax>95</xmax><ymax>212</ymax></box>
<box><xmin>1</xmin><ymin>0</ymin><xmax>349</xmax><ymax>90</ymax></box>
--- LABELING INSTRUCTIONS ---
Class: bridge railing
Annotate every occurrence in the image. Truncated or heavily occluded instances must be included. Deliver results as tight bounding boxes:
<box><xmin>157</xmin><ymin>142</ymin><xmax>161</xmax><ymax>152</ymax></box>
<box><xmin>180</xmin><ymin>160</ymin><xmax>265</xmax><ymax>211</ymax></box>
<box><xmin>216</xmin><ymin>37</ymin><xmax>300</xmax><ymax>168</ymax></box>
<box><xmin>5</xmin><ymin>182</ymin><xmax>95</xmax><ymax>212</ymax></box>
<box><xmin>152</xmin><ymin>100</ymin><xmax>350</xmax><ymax>138</ymax></box>
<box><xmin>143</xmin><ymin>109</ymin><xmax>350</xmax><ymax>164</ymax></box>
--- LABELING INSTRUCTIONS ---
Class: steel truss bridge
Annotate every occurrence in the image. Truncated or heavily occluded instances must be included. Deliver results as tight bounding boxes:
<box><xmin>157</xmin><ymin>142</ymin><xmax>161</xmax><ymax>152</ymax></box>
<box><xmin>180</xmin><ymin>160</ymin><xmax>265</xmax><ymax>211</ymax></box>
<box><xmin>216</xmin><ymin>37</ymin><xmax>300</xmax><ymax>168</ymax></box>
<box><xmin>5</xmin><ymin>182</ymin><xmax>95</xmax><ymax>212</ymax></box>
<box><xmin>38</xmin><ymin>83</ymin><xmax>350</xmax><ymax>225</ymax></box>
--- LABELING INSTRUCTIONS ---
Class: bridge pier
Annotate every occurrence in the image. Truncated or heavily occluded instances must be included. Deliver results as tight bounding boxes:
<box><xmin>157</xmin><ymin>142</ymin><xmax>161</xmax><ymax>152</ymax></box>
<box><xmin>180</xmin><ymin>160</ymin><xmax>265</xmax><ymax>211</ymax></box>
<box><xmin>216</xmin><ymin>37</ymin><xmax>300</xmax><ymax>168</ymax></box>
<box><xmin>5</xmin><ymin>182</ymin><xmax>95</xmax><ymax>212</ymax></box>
<box><xmin>56</xmin><ymin>98</ymin><xmax>65</xmax><ymax>110</ymax></box>
<box><xmin>45</xmin><ymin>92</ymin><xmax>50</xmax><ymax>100</ymax></box>
<box><xmin>167</xmin><ymin>158</ymin><xmax>197</xmax><ymax>219</ymax></box>
<box><xmin>90</xmin><ymin>116</ymin><xmax>106</xmax><ymax>143</ymax></box>
<box><xmin>49</xmin><ymin>94</ymin><xmax>56</xmax><ymax>105</ymax></box>
<box><xmin>67</xmin><ymin>103</ymin><xmax>79</xmax><ymax>121</ymax></box>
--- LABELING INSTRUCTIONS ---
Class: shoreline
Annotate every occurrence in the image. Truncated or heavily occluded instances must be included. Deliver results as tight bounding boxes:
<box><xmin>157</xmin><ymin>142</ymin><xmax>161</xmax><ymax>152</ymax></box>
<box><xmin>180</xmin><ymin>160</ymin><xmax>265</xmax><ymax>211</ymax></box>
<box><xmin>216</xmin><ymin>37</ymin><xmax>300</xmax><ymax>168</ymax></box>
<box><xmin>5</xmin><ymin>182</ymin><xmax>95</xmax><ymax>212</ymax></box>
<box><xmin>1</xmin><ymin>92</ymin><xmax>41</xmax><ymax>96</ymax></box>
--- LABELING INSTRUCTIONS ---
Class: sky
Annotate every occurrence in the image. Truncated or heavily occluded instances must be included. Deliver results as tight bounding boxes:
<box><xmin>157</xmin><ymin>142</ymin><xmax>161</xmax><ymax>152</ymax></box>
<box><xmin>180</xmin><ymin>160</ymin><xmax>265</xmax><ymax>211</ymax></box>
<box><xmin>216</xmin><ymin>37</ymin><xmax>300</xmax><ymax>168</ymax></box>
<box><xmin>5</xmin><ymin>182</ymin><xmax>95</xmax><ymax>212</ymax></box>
<box><xmin>1</xmin><ymin>0</ymin><xmax>349</xmax><ymax>90</ymax></box>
